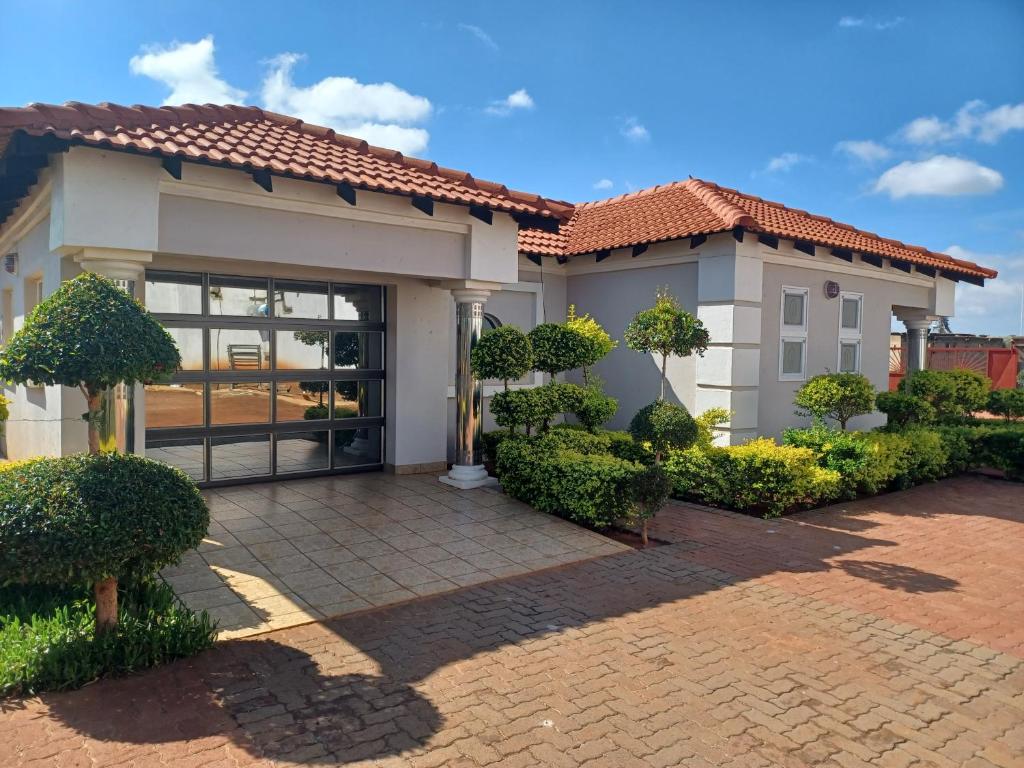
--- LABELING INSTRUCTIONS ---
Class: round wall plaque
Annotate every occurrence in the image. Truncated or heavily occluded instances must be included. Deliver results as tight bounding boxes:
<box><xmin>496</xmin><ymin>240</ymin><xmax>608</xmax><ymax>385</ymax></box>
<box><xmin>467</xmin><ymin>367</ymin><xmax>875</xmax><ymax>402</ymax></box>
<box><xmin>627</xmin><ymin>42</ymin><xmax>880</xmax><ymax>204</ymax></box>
<box><xmin>824</xmin><ymin>280</ymin><xmax>840</xmax><ymax>299</ymax></box>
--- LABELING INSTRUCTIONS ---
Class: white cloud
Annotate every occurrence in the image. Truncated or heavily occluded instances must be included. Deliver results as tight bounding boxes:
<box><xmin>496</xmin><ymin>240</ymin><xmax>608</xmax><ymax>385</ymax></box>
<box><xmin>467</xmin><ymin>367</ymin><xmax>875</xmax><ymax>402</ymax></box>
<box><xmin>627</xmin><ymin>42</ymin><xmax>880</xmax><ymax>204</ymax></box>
<box><xmin>764</xmin><ymin>152</ymin><xmax>809</xmax><ymax>173</ymax></box>
<box><xmin>945</xmin><ymin>245</ymin><xmax>1024</xmax><ymax>334</ymax></box>
<box><xmin>835</xmin><ymin>140</ymin><xmax>891</xmax><ymax>164</ymax></box>
<box><xmin>593</xmin><ymin>178</ymin><xmax>613</xmax><ymax>190</ymax></box>
<box><xmin>901</xmin><ymin>99</ymin><xmax>1024</xmax><ymax>145</ymax></box>
<box><xmin>621</xmin><ymin>117</ymin><xmax>649</xmax><ymax>143</ymax></box>
<box><xmin>873</xmin><ymin>155</ymin><xmax>1004</xmax><ymax>198</ymax></box>
<box><xmin>130</xmin><ymin>36</ymin><xmax>247</xmax><ymax>105</ymax></box>
<box><xmin>838</xmin><ymin>16</ymin><xmax>904</xmax><ymax>30</ymax></box>
<box><xmin>485</xmin><ymin>88</ymin><xmax>535</xmax><ymax>116</ymax></box>
<box><xmin>261</xmin><ymin>53</ymin><xmax>432</xmax><ymax>155</ymax></box>
<box><xmin>457</xmin><ymin>23</ymin><xmax>499</xmax><ymax>51</ymax></box>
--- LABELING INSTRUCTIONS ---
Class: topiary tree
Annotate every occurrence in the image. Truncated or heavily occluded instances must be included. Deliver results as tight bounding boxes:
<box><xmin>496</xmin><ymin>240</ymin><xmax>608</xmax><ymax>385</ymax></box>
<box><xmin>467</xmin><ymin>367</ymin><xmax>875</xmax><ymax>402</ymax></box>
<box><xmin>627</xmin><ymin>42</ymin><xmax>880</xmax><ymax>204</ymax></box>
<box><xmin>876</xmin><ymin>390</ymin><xmax>936</xmax><ymax>429</ymax></box>
<box><xmin>0</xmin><ymin>272</ymin><xmax>180</xmax><ymax>454</ymax></box>
<box><xmin>946</xmin><ymin>369</ymin><xmax>991</xmax><ymax>418</ymax></box>
<box><xmin>624</xmin><ymin>287</ymin><xmax>709</xmax><ymax>401</ymax></box>
<box><xmin>471</xmin><ymin>325</ymin><xmax>533</xmax><ymax>391</ymax></box>
<box><xmin>794</xmin><ymin>372</ymin><xmax>876</xmax><ymax>430</ymax></box>
<box><xmin>0</xmin><ymin>453</ymin><xmax>209</xmax><ymax>634</ymax></box>
<box><xmin>565</xmin><ymin>305</ymin><xmax>616</xmax><ymax>386</ymax></box>
<box><xmin>528</xmin><ymin>323</ymin><xmax>592</xmax><ymax>380</ymax></box>
<box><xmin>630</xmin><ymin>464</ymin><xmax>673</xmax><ymax>546</ymax></box>
<box><xmin>987</xmin><ymin>388</ymin><xmax>1024</xmax><ymax>422</ymax></box>
<box><xmin>629</xmin><ymin>400</ymin><xmax>698</xmax><ymax>463</ymax></box>
<box><xmin>572</xmin><ymin>386</ymin><xmax>619</xmax><ymax>432</ymax></box>
<box><xmin>899</xmin><ymin>369</ymin><xmax>988</xmax><ymax>423</ymax></box>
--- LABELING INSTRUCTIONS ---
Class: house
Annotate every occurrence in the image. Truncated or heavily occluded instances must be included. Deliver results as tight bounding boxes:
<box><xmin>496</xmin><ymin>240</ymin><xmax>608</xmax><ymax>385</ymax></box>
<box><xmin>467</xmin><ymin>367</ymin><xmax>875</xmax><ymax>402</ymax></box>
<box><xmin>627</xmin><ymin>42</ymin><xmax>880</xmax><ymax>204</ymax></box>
<box><xmin>0</xmin><ymin>102</ymin><xmax>998</xmax><ymax>488</ymax></box>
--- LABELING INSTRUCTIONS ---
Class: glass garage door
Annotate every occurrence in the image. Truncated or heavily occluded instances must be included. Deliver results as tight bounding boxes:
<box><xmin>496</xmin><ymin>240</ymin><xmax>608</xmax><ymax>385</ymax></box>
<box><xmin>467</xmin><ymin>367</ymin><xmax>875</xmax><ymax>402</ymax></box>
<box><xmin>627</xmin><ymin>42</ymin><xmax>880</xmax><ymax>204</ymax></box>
<box><xmin>143</xmin><ymin>271</ymin><xmax>385</xmax><ymax>485</ymax></box>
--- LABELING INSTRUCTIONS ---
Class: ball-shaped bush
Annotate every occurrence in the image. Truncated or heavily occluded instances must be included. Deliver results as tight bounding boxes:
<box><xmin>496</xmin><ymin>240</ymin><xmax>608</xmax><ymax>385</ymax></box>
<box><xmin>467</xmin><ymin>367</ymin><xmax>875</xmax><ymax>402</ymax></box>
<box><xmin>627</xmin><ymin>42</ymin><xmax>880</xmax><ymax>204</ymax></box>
<box><xmin>629</xmin><ymin>400</ymin><xmax>698</xmax><ymax>460</ymax></box>
<box><xmin>527</xmin><ymin>323</ymin><xmax>592</xmax><ymax>377</ymax></box>
<box><xmin>471</xmin><ymin>326</ymin><xmax>533</xmax><ymax>388</ymax></box>
<box><xmin>572</xmin><ymin>386</ymin><xmax>619</xmax><ymax>432</ymax></box>
<box><xmin>0</xmin><ymin>453</ymin><xmax>209</xmax><ymax>587</ymax></box>
<box><xmin>794</xmin><ymin>372</ymin><xmax>876</xmax><ymax>430</ymax></box>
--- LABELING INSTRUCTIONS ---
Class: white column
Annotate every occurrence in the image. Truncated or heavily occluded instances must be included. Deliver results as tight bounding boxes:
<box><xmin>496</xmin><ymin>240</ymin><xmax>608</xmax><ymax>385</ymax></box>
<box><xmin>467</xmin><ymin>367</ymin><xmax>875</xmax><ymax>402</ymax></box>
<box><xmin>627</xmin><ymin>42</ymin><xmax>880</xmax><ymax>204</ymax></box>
<box><xmin>74</xmin><ymin>248</ymin><xmax>153</xmax><ymax>454</ymax></box>
<box><xmin>440</xmin><ymin>287</ymin><xmax>498</xmax><ymax>490</ymax></box>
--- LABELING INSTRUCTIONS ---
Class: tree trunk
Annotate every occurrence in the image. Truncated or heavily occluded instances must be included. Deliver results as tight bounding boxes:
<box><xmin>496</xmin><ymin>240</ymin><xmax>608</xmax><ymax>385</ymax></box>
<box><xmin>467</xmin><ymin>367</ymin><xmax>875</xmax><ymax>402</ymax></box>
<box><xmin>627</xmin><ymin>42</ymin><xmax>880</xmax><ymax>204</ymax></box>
<box><xmin>86</xmin><ymin>392</ymin><xmax>102</xmax><ymax>454</ymax></box>
<box><xmin>641</xmin><ymin>519</ymin><xmax>649</xmax><ymax>547</ymax></box>
<box><xmin>660</xmin><ymin>355</ymin><xmax>667</xmax><ymax>401</ymax></box>
<box><xmin>582</xmin><ymin>366</ymin><xmax>590</xmax><ymax>387</ymax></box>
<box><xmin>94</xmin><ymin>577</ymin><xmax>118</xmax><ymax>635</ymax></box>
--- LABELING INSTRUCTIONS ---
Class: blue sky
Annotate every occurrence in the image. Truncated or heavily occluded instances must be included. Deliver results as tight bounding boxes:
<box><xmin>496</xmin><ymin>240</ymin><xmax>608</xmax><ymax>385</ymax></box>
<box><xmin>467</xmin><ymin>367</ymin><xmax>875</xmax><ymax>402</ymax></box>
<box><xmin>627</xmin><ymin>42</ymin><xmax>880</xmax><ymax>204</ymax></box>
<box><xmin>2</xmin><ymin>0</ymin><xmax>1023</xmax><ymax>334</ymax></box>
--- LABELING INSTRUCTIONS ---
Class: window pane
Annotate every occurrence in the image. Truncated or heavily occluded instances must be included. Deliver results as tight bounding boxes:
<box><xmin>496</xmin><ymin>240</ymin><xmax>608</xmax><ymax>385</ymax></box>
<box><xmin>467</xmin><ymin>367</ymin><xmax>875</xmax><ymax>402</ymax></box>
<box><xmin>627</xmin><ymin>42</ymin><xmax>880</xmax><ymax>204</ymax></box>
<box><xmin>841</xmin><ymin>297</ymin><xmax>860</xmax><ymax>330</ymax></box>
<box><xmin>145</xmin><ymin>383</ymin><xmax>204</xmax><ymax>428</ymax></box>
<box><xmin>333</xmin><ymin>284</ymin><xmax>382</xmax><ymax>322</ymax></box>
<box><xmin>211</xmin><ymin>434</ymin><xmax>270</xmax><ymax>480</ymax></box>
<box><xmin>164</xmin><ymin>327</ymin><xmax>204</xmax><ymax>371</ymax></box>
<box><xmin>333</xmin><ymin>380</ymin><xmax>383</xmax><ymax>418</ymax></box>
<box><xmin>333</xmin><ymin>332</ymin><xmax>383</xmax><ymax>369</ymax></box>
<box><xmin>210</xmin><ymin>382</ymin><xmax>271</xmax><ymax>425</ymax></box>
<box><xmin>334</xmin><ymin>427</ymin><xmax>382</xmax><ymax>467</ymax></box>
<box><xmin>210</xmin><ymin>328</ymin><xmax>269</xmax><ymax>372</ymax></box>
<box><xmin>146</xmin><ymin>437</ymin><xmax>205</xmax><ymax>482</ymax></box>
<box><xmin>273</xmin><ymin>280</ymin><xmax>328</xmax><ymax>320</ymax></box>
<box><xmin>276</xmin><ymin>431</ymin><xmax>329</xmax><ymax>473</ymax></box>
<box><xmin>209</xmin><ymin>276</ymin><xmax>269</xmax><ymax>318</ymax></box>
<box><xmin>145</xmin><ymin>272</ymin><xmax>202</xmax><ymax>314</ymax></box>
<box><xmin>276</xmin><ymin>380</ymin><xmax>329</xmax><ymax>422</ymax></box>
<box><xmin>783</xmin><ymin>292</ymin><xmax>805</xmax><ymax>326</ymax></box>
<box><xmin>276</xmin><ymin>329</ymin><xmax>330</xmax><ymax>370</ymax></box>
<box><xmin>782</xmin><ymin>340</ymin><xmax>804</xmax><ymax>375</ymax></box>
<box><xmin>840</xmin><ymin>342</ymin><xmax>859</xmax><ymax>372</ymax></box>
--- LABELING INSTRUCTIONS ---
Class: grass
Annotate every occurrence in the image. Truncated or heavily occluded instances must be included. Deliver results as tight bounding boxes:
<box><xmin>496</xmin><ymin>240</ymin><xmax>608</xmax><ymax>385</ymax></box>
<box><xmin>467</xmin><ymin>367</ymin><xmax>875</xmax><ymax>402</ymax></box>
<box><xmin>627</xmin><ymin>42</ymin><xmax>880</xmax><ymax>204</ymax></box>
<box><xmin>0</xmin><ymin>579</ymin><xmax>217</xmax><ymax>698</ymax></box>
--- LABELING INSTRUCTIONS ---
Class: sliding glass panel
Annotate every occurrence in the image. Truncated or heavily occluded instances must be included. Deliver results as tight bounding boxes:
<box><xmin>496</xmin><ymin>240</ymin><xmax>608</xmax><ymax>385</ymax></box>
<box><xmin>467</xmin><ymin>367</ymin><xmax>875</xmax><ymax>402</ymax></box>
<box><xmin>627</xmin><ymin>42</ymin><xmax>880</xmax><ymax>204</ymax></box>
<box><xmin>274</xmin><ymin>280</ymin><xmax>328</xmax><ymax>320</ymax></box>
<box><xmin>333</xmin><ymin>332</ymin><xmax>383</xmax><ymax>370</ymax></box>
<box><xmin>333</xmin><ymin>284</ymin><xmax>383</xmax><ymax>322</ymax></box>
<box><xmin>210</xmin><ymin>382</ymin><xmax>271</xmax><ymax>425</ymax></box>
<box><xmin>146</xmin><ymin>437</ymin><xmax>206</xmax><ymax>482</ymax></box>
<box><xmin>333</xmin><ymin>380</ymin><xmax>383</xmax><ymax>418</ymax></box>
<box><xmin>145</xmin><ymin>383</ymin><xmax>204</xmax><ymax>428</ymax></box>
<box><xmin>211</xmin><ymin>434</ymin><xmax>271</xmax><ymax>480</ymax></box>
<box><xmin>163</xmin><ymin>327</ymin><xmax>204</xmax><ymax>371</ymax></box>
<box><xmin>275</xmin><ymin>380</ymin><xmax>329</xmax><ymax>422</ymax></box>
<box><xmin>276</xmin><ymin>329</ymin><xmax>330</xmax><ymax>370</ymax></box>
<box><xmin>145</xmin><ymin>272</ymin><xmax>203</xmax><ymax>315</ymax></box>
<box><xmin>276</xmin><ymin>431</ymin><xmax>330</xmax><ymax>474</ymax></box>
<box><xmin>334</xmin><ymin>427</ymin><xmax>382</xmax><ymax>467</ymax></box>
<box><xmin>209</xmin><ymin>276</ymin><xmax>269</xmax><ymax>318</ymax></box>
<box><xmin>210</xmin><ymin>328</ymin><xmax>269</xmax><ymax>372</ymax></box>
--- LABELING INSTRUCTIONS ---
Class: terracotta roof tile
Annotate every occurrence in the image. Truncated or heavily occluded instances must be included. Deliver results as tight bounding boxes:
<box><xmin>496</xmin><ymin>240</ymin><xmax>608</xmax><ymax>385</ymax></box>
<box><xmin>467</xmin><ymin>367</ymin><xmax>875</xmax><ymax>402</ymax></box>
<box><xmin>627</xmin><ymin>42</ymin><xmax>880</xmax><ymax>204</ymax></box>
<box><xmin>518</xmin><ymin>178</ymin><xmax>995</xmax><ymax>280</ymax></box>
<box><xmin>0</xmin><ymin>101</ymin><xmax>573</xmax><ymax>223</ymax></box>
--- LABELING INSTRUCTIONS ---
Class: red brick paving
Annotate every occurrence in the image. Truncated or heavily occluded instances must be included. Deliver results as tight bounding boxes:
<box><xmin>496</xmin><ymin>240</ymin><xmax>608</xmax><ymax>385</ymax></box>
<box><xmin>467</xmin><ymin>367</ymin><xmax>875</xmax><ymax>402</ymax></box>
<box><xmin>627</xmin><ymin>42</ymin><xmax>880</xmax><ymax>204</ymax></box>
<box><xmin>2</xmin><ymin>475</ymin><xmax>1023</xmax><ymax>767</ymax></box>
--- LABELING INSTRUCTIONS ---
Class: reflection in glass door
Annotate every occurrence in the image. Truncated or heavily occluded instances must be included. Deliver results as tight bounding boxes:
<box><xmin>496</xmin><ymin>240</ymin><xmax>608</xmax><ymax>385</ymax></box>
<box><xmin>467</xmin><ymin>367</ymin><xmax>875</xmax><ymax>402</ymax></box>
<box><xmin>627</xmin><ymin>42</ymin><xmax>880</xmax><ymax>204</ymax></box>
<box><xmin>143</xmin><ymin>272</ymin><xmax>385</xmax><ymax>485</ymax></box>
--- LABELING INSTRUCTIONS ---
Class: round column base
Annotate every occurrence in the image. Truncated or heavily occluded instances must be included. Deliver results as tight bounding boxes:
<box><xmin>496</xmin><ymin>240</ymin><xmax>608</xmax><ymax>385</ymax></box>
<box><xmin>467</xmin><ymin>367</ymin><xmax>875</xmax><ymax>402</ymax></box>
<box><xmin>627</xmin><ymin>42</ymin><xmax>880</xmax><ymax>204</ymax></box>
<box><xmin>439</xmin><ymin>464</ymin><xmax>498</xmax><ymax>490</ymax></box>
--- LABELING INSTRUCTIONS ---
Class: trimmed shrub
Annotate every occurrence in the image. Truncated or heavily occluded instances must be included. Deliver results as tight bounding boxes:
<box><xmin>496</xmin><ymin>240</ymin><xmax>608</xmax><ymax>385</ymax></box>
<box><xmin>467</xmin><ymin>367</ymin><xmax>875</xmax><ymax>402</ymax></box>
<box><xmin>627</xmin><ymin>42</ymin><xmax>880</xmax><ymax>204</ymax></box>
<box><xmin>624</xmin><ymin>287</ymin><xmax>709</xmax><ymax>400</ymax></box>
<box><xmin>694</xmin><ymin>407</ymin><xmax>730</xmax><ymax>449</ymax></box>
<box><xmin>629</xmin><ymin>400</ymin><xmax>698</xmax><ymax>461</ymax></box>
<box><xmin>898</xmin><ymin>369</ymin><xmax>989</xmax><ymax>423</ymax></box>
<box><xmin>794</xmin><ymin>373</ymin><xmax>875</xmax><ymax>429</ymax></box>
<box><xmin>666</xmin><ymin>439</ymin><xmax>839</xmax><ymax>518</ymax></box>
<box><xmin>629</xmin><ymin>465</ymin><xmax>673</xmax><ymax>545</ymax></box>
<box><xmin>987</xmin><ymin>388</ymin><xmax>1024</xmax><ymax>422</ymax></box>
<box><xmin>471</xmin><ymin>326</ymin><xmax>533</xmax><ymax>390</ymax></box>
<box><xmin>527</xmin><ymin>323</ymin><xmax>592</xmax><ymax>378</ymax></box>
<box><xmin>495</xmin><ymin>432</ymin><xmax>641</xmax><ymax>528</ymax></box>
<box><xmin>565</xmin><ymin>305</ymin><xmax>617</xmax><ymax>386</ymax></box>
<box><xmin>863</xmin><ymin>428</ymin><xmax>947</xmax><ymax>489</ymax></box>
<box><xmin>876</xmin><ymin>391</ymin><xmax>936</xmax><ymax>429</ymax></box>
<box><xmin>605</xmin><ymin>430</ymin><xmax>655</xmax><ymax>464</ymax></box>
<box><xmin>0</xmin><ymin>393</ymin><xmax>8</xmax><ymax>430</ymax></box>
<box><xmin>979</xmin><ymin>427</ymin><xmax>1024</xmax><ymax>480</ymax></box>
<box><xmin>572</xmin><ymin>386</ymin><xmax>618</xmax><ymax>432</ymax></box>
<box><xmin>0</xmin><ymin>454</ymin><xmax>209</xmax><ymax>633</ymax></box>
<box><xmin>304</xmin><ymin>404</ymin><xmax>358</xmax><ymax>420</ymax></box>
<box><xmin>490</xmin><ymin>388</ymin><xmax>543</xmax><ymax>434</ymax></box>
<box><xmin>0</xmin><ymin>579</ymin><xmax>216</xmax><ymax>697</ymax></box>
<box><xmin>783</xmin><ymin>425</ymin><xmax>873</xmax><ymax>499</ymax></box>
<box><xmin>946</xmin><ymin>369</ymin><xmax>991</xmax><ymax>417</ymax></box>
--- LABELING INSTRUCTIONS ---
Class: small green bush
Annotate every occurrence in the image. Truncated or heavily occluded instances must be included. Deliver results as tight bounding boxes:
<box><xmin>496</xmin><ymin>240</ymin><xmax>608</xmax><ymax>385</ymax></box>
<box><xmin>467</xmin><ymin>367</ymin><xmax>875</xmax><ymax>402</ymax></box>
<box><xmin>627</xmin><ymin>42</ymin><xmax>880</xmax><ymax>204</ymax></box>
<box><xmin>471</xmin><ymin>326</ymin><xmax>533</xmax><ymax>389</ymax></box>
<box><xmin>0</xmin><ymin>454</ymin><xmax>209</xmax><ymax>590</ymax></box>
<box><xmin>527</xmin><ymin>323</ymin><xmax>592</xmax><ymax>378</ymax></box>
<box><xmin>783</xmin><ymin>425</ymin><xmax>873</xmax><ymax>499</ymax></box>
<box><xmin>605</xmin><ymin>429</ymin><xmax>655</xmax><ymax>464</ymax></box>
<box><xmin>495</xmin><ymin>432</ymin><xmax>641</xmax><ymax>528</ymax></box>
<box><xmin>490</xmin><ymin>388</ymin><xmax>543</xmax><ymax>434</ymax></box>
<box><xmin>946</xmin><ymin>369</ymin><xmax>991</xmax><ymax>417</ymax></box>
<box><xmin>0</xmin><ymin>579</ymin><xmax>215</xmax><ymax>697</ymax></box>
<box><xmin>304</xmin><ymin>404</ymin><xmax>358</xmax><ymax>420</ymax></box>
<box><xmin>979</xmin><ymin>428</ymin><xmax>1024</xmax><ymax>480</ymax></box>
<box><xmin>629</xmin><ymin>400</ymin><xmax>698</xmax><ymax>461</ymax></box>
<box><xmin>876</xmin><ymin>390</ymin><xmax>936</xmax><ymax>429</ymax></box>
<box><xmin>794</xmin><ymin>373</ymin><xmax>876</xmax><ymax>429</ymax></box>
<box><xmin>898</xmin><ymin>369</ymin><xmax>990</xmax><ymax>423</ymax></box>
<box><xmin>864</xmin><ymin>428</ymin><xmax>947</xmax><ymax>489</ymax></box>
<box><xmin>987</xmin><ymin>388</ymin><xmax>1024</xmax><ymax>421</ymax></box>
<box><xmin>666</xmin><ymin>438</ymin><xmax>839</xmax><ymax>518</ymax></box>
<box><xmin>694</xmin><ymin>407</ymin><xmax>730</xmax><ymax>449</ymax></box>
<box><xmin>629</xmin><ymin>464</ymin><xmax>673</xmax><ymax>544</ymax></box>
<box><xmin>572</xmin><ymin>386</ymin><xmax>618</xmax><ymax>432</ymax></box>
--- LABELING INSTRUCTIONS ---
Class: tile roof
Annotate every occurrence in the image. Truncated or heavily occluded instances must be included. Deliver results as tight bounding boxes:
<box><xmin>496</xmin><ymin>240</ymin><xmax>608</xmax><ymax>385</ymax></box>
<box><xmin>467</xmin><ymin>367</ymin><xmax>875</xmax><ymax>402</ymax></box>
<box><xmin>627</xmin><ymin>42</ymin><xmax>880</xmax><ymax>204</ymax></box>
<box><xmin>0</xmin><ymin>101</ymin><xmax>573</xmax><ymax>224</ymax></box>
<box><xmin>519</xmin><ymin>178</ymin><xmax>996</xmax><ymax>280</ymax></box>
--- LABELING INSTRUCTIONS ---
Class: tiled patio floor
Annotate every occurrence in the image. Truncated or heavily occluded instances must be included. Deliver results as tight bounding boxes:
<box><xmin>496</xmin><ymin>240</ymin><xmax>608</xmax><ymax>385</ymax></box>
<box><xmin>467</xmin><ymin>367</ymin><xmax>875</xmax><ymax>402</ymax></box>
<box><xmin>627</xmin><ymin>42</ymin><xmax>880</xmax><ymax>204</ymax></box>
<box><xmin>161</xmin><ymin>472</ymin><xmax>628</xmax><ymax>638</ymax></box>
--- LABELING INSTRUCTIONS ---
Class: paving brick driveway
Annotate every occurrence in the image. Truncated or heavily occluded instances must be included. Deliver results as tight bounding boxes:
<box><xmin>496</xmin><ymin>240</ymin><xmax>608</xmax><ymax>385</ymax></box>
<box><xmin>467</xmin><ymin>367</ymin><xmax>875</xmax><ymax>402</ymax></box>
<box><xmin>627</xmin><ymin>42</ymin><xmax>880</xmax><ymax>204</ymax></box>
<box><xmin>3</xmin><ymin>475</ymin><xmax>1022</xmax><ymax>767</ymax></box>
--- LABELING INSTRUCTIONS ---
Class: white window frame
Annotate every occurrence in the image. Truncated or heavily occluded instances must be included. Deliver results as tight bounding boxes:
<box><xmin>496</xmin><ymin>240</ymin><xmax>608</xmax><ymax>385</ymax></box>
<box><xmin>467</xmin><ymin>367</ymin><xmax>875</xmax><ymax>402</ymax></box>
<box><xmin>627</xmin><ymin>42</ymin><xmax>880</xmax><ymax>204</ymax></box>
<box><xmin>837</xmin><ymin>291</ymin><xmax>863</xmax><ymax>373</ymax></box>
<box><xmin>779</xmin><ymin>286</ymin><xmax>808</xmax><ymax>381</ymax></box>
